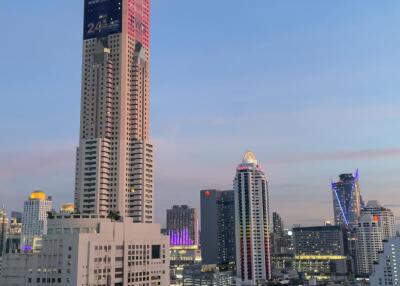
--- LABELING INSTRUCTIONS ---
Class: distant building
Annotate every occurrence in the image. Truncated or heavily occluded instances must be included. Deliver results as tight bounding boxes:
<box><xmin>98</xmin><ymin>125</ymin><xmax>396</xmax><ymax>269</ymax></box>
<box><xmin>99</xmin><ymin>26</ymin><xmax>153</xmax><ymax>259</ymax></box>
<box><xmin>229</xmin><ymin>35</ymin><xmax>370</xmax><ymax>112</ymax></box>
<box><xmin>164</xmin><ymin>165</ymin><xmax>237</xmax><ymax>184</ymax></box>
<box><xmin>273</xmin><ymin>212</ymin><xmax>284</xmax><ymax>236</ymax></box>
<box><xmin>361</xmin><ymin>200</ymin><xmax>395</xmax><ymax>240</ymax></box>
<box><xmin>370</xmin><ymin>237</ymin><xmax>400</xmax><ymax>285</ymax></box>
<box><xmin>271</xmin><ymin>212</ymin><xmax>285</xmax><ymax>255</ymax></box>
<box><xmin>200</xmin><ymin>189</ymin><xmax>235</xmax><ymax>265</ymax></box>
<box><xmin>234</xmin><ymin>151</ymin><xmax>271</xmax><ymax>285</ymax></box>
<box><xmin>59</xmin><ymin>203</ymin><xmax>74</xmax><ymax>215</ymax></box>
<box><xmin>292</xmin><ymin>225</ymin><xmax>351</xmax><ymax>281</ymax></box>
<box><xmin>0</xmin><ymin>209</ymin><xmax>8</xmax><ymax>256</ymax></box>
<box><xmin>1</xmin><ymin>215</ymin><xmax>169</xmax><ymax>285</ymax></box>
<box><xmin>10</xmin><ymin>212</ymin><xmax>21</xmax><ymax>224</ymax></box>
<box><xmin>5</xmin><ymin>214</ymin><xmax>22</xmax><ymax>254</ymax></box>
<box><xmin>167</xmin><ymin>205</ymin><xmax>199</xmax><ymax>248</ymax></box>
<box><xmin>293</xmin><ymin>225</ymin><xmax>348</xmax><ymax>256</ymax></box>
<box><xmin>21</xmin><ymin>191</ymin><xmax>52</xmax><ymax>252</ymax></box>
<box><xmin>356</xmin><ymin>214</ymin><xmax>383</xmax><ymax>276</ymax></box>
<box><xmin>332</xmin><ymin>171</ymin><xmax>364</xmax><ymax>229</ymax></box>
<box><xmin>182</xmin><ymin>264</ymin><xmax>235</xmax><ymax>286</ymax></box>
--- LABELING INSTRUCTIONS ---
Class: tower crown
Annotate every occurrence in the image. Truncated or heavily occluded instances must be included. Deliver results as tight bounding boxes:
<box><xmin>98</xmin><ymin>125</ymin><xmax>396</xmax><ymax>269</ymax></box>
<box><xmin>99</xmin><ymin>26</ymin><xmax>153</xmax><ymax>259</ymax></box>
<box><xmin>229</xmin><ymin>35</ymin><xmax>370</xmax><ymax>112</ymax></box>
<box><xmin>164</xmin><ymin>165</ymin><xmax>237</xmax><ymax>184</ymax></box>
<box><xmin>242</xmin><ymin>151</ymin><xmax>258</xmax><ymax>165</ymax></box>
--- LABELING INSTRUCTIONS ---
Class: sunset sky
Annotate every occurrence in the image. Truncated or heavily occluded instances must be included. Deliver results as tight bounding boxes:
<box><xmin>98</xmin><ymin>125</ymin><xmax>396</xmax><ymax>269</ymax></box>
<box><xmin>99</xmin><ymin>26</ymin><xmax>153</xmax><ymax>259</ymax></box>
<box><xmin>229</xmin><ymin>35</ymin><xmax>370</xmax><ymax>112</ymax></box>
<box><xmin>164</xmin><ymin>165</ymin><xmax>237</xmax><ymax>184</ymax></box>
<box><xmin>1</xmin><ymin>0</ymin><xmax>400</xmax><ymax>227</ymax></box>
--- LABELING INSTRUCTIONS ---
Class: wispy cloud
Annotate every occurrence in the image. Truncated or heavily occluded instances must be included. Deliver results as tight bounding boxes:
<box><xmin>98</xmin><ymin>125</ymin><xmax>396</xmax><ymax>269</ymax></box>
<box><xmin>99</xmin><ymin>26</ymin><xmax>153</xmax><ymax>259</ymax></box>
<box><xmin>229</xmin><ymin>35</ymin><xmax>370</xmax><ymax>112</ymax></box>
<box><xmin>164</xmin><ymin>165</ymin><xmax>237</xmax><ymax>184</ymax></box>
<box><xmin>0</xmin><ymin>140</ymin><xmax>76</xmax><ymax>182</ymax></box>
<box><xmin>271</xmin><ymin>148</ymin><xmax>400</xmax><ymax>165</ymax></box>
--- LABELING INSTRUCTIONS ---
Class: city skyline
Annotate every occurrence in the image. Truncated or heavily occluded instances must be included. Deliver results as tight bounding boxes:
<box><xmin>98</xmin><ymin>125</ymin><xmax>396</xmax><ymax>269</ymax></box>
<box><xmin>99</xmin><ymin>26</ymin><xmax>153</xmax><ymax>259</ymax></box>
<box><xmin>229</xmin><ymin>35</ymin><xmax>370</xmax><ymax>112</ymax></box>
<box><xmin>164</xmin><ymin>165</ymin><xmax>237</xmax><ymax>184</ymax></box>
<box><xmin>1</xmin><ymin>1</ymin><xmax>400</xmax><ymax>226</ymax></box>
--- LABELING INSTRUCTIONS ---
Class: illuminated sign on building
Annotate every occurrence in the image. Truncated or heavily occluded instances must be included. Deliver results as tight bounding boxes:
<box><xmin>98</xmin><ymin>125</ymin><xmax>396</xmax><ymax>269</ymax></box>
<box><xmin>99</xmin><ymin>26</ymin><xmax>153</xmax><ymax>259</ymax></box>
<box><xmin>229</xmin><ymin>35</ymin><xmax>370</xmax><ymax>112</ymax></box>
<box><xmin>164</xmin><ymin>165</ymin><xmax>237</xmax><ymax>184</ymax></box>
<box><xmin>84</xmin><ymin>0</ymin><xmax>122</xmax><ymax>39</ymax></box>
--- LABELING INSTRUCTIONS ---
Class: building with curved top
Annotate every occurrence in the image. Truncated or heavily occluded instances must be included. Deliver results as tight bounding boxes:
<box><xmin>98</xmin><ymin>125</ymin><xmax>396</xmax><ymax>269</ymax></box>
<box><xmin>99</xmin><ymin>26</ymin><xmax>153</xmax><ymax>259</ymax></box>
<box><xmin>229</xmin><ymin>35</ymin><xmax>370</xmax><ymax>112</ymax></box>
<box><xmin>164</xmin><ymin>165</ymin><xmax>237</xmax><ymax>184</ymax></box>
<box><xmin>234</xmin><ymin>151</ymin><xmax>271</xmax><ymax>285</ymax></box>
<box><xmin>21</xmin><ymin>190</ymin><xmax>52</xmax><ymax>252</ymax></box>
<box><xmin>361</xmin><ymin>200</ymin><xmax>395</xmax><ymax>240</ymax></box>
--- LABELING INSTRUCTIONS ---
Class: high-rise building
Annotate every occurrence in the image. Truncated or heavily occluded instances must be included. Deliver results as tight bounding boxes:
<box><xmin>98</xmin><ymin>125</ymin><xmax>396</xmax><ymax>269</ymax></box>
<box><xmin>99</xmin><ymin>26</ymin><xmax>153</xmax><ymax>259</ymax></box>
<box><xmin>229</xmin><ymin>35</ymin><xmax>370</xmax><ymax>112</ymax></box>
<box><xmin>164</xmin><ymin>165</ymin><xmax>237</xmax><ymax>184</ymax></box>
<box><xmin>292</xmin><ymin>225</ymin><xmax>351</xmax><ymax>281</ymax></box>
<box><xmin>200</xmin><ymin>189</ymin><xmax>235</xmax><ymax>266</ymax></box>
<box><xmin>370</xmin><ymin>237</ymin><xmax>400</xmax><ymax>285</ymax></box>
<box><xmin>21</xmin><ymin>190</ymin><xmax>52</xmax><ymax>252</ymax></box>
<box><xmin>167</xmin><ymin>205</ymin><xmax>199</xmax><ymax>247</ymax></box>
<box><xmin>0</xmin><ymin>209</ymin><xmax>8</xmax><ymax>256</ymax></box>
<box><xmin>332</xmin><ymin>171</ymin><xmax>364</xmax><ymax>229</ymax></box>
<box><xmin>234</xmin><ymin>151</ymin><xmax>271</xmax><ymax>285</ymax></box>
<box><xmin>74</xmin><ymin>0</ymin><xmax>154</xmax><ymax>223</ymax></box>
<box><xmin>1</xmin><ymin>1</ymin><xmax>170</xmax><ymax>285</ymax></box>
<box><xmin>361</xmin><ymin>200</ymin><xmax>395</xmax><ymax>240</ymax></box>
<box><xmin>356</xmin><ymin>214</ymin><xmax>383</xmax><ymax>276</ymax></box>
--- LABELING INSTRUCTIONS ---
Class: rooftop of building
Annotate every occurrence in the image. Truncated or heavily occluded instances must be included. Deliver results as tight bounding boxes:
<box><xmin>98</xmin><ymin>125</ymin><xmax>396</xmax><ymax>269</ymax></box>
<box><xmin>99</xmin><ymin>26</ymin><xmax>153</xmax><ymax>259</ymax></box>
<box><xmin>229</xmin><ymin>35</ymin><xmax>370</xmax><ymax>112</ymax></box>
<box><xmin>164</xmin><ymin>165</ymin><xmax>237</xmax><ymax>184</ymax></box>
<box><xmin>28</xmin><ymin>190</ymin><xmax>48</xmax><ymax>201</ymax></box>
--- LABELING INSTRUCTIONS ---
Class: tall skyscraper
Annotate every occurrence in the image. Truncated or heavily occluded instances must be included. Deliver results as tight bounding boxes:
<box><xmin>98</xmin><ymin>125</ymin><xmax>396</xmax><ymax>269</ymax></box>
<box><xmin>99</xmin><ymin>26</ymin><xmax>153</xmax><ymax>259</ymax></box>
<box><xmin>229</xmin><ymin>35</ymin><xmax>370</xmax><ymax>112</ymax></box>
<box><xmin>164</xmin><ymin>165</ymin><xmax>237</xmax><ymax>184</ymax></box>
<box><xmin>361</xmin><ymin>200</ymin><xmax>395</xmax><ymax>240</ymax></box>
<box><xmin>21</xmin><ymin>190</ymin><xmax>52</xmax><ymax>251</ymax></box>
<box><xmin>1</xmin><ymin>1</ymin><xmax>170</xmax><ymax>285</ymax></box>
<box><xmin>234</xmin><ymin>151</ymin><xmax>271</xmax><ymax>285</ymax></box>
<box><xmin>167</xmin><ymin>205</ymin><xmax>199</xmax><ymax>247</ymax></box>
<box><xmin>74</xmin><ymin>0</ymin><xmax>154</xmax><ymax>223</ymax></box>
<box><xmin>331</xmin><ymin>171</ymin><xmax>364</xmax><ymax>229</ymax></box>
<box><xmin>356</xmin><ymin>214</ymin><xmax>383</xmax><ymax>276</ymax></box>
<box><xmin>200</xmin><ymin>189</ymin><xmax>236</xmax><ymax>266</ymax></box>
<box><xmin>0</xmin><ymin>208</ymin><xmax>8</xmax><ymax>256</ymax></box>
<box><xmin>370</xmin><ymin>237</ymin><xmax>400</xmax><ymax>285</ymax></box>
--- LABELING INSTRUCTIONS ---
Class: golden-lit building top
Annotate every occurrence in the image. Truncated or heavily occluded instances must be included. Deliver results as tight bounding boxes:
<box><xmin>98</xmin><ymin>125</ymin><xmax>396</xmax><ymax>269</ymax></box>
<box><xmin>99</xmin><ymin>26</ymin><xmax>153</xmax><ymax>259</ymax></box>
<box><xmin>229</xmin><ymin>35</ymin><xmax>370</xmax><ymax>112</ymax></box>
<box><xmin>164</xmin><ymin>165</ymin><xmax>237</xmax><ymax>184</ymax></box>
<box><xmin>60</xmin><ymin>203</ymin><xmax>75</xmax><ymax>213</ymax></box>
<box><xmin>29</xmin><ymin>190</ymin><xmax>48</xmax><ymax>201</ymax></box>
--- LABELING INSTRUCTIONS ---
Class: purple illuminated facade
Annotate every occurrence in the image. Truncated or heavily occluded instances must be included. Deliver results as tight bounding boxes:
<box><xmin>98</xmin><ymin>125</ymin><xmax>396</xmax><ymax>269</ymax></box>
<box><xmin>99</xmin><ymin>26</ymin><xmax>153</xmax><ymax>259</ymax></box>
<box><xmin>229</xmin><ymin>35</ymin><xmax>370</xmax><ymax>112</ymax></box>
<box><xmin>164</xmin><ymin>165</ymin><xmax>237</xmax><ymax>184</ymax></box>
<box><xmin>166</xmin><ymin>205</ymin><xmax>198</xmax><ymax>247</ymax></box>
<box><xmin>169</xmin><ymin>228</ymin><xmax>194</xmax><ymax>246</ymax></box>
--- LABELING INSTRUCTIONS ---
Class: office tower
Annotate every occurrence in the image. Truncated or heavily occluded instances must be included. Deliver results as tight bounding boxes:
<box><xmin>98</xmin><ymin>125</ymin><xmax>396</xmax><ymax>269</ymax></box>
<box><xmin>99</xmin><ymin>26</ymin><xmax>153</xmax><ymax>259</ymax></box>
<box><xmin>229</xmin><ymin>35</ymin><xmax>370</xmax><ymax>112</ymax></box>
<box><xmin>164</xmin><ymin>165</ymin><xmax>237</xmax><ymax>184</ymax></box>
<box><xmin>21</xmin><ymin>190</ymin><xmax>52</xmax><ymax>251</ymax></box>
<box><xmin>356</xmin><ymin>214</ymin><xmax>383</xmax><ymax>276</ymax></box>
<box><xmin>332</xmin><ymin>171</ymin><xmax>364</xmax><ymax>229</ymax></box>
<box><xmin>1</xmin><ymin>216</ymin><xmax>169</xmax><ymax>285</ymax></box>
<box><xmin>182</xmin><ymin>264</ymin><xmax>235</xmax><ymax>286</ymax></box>
<box><xmin>234</xmin><ymin>151</ymin><xmax>271</xmax><ymax>285</ymax></box>
<box><xmin>361</xmin><ymin>200</ymin><xmax>395</xmax><ymax>240</ymax></box>
<box><xmin>292</xmin><ymin>225</ymin><xmax>351</xmax><ymax>281</ymax></box>
<box><xmin>59</xmin><ymin>203</ymin><xmax>75</xmax><ymax>215</ymax></box>
<box><xmin>0</xmin><ymin>209</ymin><xmax>8</xmax><ymax>256</ymax></box>
<box><xmin>292</xmin><ymin>225</ymin><xmax>348</xmax><ymax>256</ymax></box>
<box><xmin>5</xmin><ymin>215</ymin><xmax>22</xmax><ymax>254</ymax></box>
<box><xmin>370</xmin><ymin>237</ymin><xmax>400</xmax><ymax>285</ymax></box>
<box><xmin>200</xmin><ymin>189</ymin><xmax>235</xmax><ymax>265</ymax></box>
<box><xmin>74</xmin><ymin>0</ymin><xmax>154</xmax><ymax>224</ymax></box>
<box><xmin>167</xmin><ymin>205</ymin><xmax>199</xmax><ymax>247</ymax></box>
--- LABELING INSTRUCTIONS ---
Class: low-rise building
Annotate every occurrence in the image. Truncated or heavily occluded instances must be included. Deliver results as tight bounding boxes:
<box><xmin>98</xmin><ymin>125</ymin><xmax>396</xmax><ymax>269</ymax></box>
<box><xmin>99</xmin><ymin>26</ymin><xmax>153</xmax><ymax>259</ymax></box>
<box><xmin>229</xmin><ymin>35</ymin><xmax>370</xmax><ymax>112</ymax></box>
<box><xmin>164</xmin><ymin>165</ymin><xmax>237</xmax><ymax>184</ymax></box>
<box><xmin>1</xmin><ymin>215</ymin><xmax>170</xmax><ymax>285</ymax></box>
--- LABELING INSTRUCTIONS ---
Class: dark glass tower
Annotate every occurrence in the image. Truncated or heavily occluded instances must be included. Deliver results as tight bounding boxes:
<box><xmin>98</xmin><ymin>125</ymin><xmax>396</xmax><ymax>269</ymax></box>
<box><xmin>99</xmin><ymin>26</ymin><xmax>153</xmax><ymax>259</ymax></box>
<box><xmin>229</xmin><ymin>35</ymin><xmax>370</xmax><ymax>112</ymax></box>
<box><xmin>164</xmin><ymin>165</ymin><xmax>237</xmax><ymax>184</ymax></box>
<box><xmin>332</xmin><ymin>170</ymin><xmax>364</xmax><ymax>229</ymax></box>
<box><xmin>200</xmin><ymin>189</ymin><xmax>236</xmax><ymax>266</ymax></box>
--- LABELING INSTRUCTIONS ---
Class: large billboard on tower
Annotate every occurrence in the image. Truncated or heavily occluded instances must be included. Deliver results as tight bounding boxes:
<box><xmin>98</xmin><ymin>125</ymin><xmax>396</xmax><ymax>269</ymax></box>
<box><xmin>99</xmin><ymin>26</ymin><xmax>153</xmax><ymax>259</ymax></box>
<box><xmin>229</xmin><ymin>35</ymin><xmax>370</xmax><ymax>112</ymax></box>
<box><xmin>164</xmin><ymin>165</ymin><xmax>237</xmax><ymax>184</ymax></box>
<box><xmin>83</xmin><ymin>0</ymin><xmax>122</xmax><ymax>39</ymax></box>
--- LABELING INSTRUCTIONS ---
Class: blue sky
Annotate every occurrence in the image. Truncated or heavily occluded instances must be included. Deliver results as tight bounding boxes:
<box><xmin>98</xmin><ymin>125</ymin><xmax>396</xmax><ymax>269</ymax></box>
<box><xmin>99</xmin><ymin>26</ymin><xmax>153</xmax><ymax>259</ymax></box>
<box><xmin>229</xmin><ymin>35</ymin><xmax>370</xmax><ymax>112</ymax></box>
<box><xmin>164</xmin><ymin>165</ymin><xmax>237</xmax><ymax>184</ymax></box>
<box><xmin>1</xmin><ymin>1</ymin><xmax>400</xmax><ymax>227</ymax></box>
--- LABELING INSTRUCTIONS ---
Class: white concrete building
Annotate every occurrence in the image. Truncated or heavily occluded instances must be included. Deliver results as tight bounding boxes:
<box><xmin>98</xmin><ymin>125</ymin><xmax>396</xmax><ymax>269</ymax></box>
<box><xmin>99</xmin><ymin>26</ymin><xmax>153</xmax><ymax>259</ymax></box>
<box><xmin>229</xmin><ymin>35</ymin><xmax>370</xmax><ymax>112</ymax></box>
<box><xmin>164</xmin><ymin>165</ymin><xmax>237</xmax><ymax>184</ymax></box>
<box><xmin>356</xmin><ymin>214</ymin><xmax>383</xmax><ymax>276</ymax></box>
<box><xmin>1</xmin><ymin>215</ymin><xmax>169</xmax><ymax>285</ymax></box>
<box><xmin>370</xmin><ymin>237</ymin><xmax>400</xmax><ymax>285</ymax></box>
<box><xmin>21</xmin><ymin>191</ymin><xmax>52</xmax><ymax>252</ymax></box>
<box><xmin>234</xmin><ymin>151</ymin><xmax>271</xmax><ymax>285</ymax></box>
<box><xmin>361</xmin><ymin>200</ymin><xmax>395</xmax><ymax>240</ymax></box>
